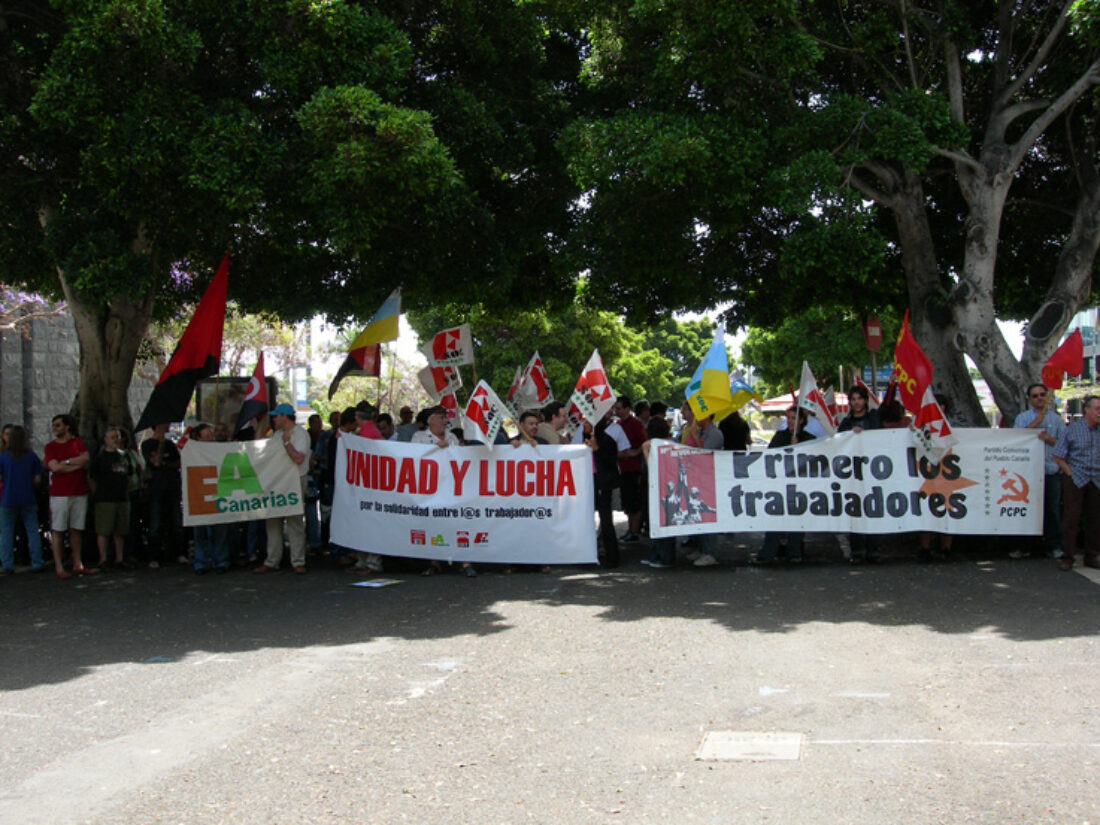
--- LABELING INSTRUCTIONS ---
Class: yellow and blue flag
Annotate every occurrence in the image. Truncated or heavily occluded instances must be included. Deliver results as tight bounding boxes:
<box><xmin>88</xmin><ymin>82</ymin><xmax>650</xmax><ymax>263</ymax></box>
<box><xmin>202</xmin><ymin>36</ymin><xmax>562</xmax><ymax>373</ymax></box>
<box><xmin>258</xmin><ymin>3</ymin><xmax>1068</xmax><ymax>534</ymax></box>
<box><xmin>686</xmin><ymin>324</ymin><xmax>735</xmax><ymax>421</ymax></box>
<box><xmin>730</xmin><ymin>374</ymin><xmax>763</xmax><ymax>411</ymax></box>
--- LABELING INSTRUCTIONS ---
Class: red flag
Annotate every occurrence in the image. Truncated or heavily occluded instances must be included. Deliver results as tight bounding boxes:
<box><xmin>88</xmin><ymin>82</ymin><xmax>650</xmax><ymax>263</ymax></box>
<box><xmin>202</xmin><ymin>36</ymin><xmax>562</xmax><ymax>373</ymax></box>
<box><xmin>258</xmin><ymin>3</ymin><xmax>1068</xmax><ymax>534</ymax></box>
<box><xmin>235</xmin><ymin>353</ymin><xmax>269</xmax><ymax>437</ymax></box>
<box><xmin>136</xmin><ymin>253</ymin><xmax>228</xmax><ymax>431</ymax></box>
<box><xmin>1041</xmin><ymin>329</ymin><xmax>1084</xmax><ymax>389</ymax></box>
<box><xmin>892</xmin><ymin>312</ymin><xmax>933</xmax><ymax>415</ymax></box>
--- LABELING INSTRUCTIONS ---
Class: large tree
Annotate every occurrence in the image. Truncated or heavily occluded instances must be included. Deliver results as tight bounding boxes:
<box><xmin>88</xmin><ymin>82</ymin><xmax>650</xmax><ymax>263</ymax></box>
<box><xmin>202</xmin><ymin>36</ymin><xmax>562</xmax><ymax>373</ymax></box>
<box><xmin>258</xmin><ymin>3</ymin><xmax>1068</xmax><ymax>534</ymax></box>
<box><xmin>0</xmin><ymin>1</ymin><xmax>579</xmax><ymax>441</ymax></box>
<box><xmin>563</xmin><ymin>1</ymin><xmax>1100</xmax><ymax>424</ymax></box>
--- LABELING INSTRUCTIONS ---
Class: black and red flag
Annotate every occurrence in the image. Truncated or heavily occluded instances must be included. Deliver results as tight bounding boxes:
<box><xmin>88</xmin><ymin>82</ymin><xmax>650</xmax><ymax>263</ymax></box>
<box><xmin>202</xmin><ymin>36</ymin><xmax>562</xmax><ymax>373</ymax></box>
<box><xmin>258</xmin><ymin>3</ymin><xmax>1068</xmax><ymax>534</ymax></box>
<box><xmin>135</xmin><ymin>254</ymin><xmax>229</xmax><ymax>431</ymax></box>
<box><xmin>234</xmin><ymin>353</ymin><xmax>269</xmax><ymax>437</ymax></box>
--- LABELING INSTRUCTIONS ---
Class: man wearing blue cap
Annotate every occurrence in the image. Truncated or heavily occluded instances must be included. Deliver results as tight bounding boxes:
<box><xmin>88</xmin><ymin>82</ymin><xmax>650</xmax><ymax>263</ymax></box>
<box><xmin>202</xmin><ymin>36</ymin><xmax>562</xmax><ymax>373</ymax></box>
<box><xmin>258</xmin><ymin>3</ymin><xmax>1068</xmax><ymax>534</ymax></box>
<box><xmin>254</xmin><ymin>404</ymin><xmax>311</xmax><ymax>574</ymax></box>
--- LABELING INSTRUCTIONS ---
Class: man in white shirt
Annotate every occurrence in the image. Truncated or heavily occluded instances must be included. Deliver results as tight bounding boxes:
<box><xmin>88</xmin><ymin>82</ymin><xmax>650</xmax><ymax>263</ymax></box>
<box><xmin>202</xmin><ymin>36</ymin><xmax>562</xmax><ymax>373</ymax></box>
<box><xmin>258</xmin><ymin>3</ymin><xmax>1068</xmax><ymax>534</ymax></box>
<box><xmin>254</xmin><ymin>404</ymin><xmax>311</xmax><ymax>574</ymax></box>
<box><xmin>411</xmin><ymin>406</ymin><xmax>460</xmax><ymax>448</ymax></box>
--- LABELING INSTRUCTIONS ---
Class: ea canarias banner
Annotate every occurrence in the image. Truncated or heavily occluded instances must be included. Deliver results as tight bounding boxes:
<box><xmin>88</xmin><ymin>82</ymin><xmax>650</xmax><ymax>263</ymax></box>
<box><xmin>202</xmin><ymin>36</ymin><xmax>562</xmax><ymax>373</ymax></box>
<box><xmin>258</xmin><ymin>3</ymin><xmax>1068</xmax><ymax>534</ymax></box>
<box><xmin>331</xmin><ymin>434</ymin><xmax>597</xmax><ymax>564</ymax></box>
<box><xmin>648</xmin><ymin>429</ymin><xmax>1043</xmax><ymax>537</ymax></box>
<box><xmin>181</xmin><ymin>439</ymin><xmax>304</xmax><ymax>526</ymax></box>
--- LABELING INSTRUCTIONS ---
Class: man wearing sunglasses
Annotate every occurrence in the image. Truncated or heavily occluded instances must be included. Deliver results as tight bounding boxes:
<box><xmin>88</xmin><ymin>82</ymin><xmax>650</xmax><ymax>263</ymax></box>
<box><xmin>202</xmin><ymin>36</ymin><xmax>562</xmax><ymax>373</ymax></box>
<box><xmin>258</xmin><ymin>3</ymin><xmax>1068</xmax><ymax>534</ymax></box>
<box><xmin>1011</xmin><ymin>384</ymin><xmax>1065</xmax><ymax>560</ymax></box>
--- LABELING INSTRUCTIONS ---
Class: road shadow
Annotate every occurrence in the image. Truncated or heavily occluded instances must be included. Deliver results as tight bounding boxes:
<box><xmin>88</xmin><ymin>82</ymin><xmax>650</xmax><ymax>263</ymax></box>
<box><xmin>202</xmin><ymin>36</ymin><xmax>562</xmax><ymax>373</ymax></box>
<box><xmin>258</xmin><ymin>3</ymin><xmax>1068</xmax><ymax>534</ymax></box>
<box><xmin>1</xmin><ymin>530</ymin><xmax>1094</xmax><ymax>691</ymax></box>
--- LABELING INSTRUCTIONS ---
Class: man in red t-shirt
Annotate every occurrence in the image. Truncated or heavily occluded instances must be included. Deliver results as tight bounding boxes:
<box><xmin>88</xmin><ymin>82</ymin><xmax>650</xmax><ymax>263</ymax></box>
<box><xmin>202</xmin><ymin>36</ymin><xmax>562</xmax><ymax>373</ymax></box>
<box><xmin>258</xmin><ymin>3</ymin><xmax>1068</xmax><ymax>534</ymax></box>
<box><xmin>43</xmin><ymin>414</ymin><xmax>96</xmax><ymax>578</ymax></box>
<box><xmin>613</xmin><ymin>396</ymin><xmax>648</xmax><ymax>542</ymax></box>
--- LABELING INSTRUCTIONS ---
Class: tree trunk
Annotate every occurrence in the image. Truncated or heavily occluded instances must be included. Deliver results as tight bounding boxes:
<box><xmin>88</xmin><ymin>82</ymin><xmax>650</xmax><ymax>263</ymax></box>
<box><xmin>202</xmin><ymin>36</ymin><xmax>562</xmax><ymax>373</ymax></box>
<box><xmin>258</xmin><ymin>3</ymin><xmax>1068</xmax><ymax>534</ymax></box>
<box><xmin>1020</xmin><ymin>174</ymin><xmax>1100</xmax><ymax>380</ymax></box>
<box><xmin>58</xmin><ymin>272</ymin><xmax>155</xmax><ymax>448</ymax></box>
<box><xmin>949</xmin><ymin>167</ymin><xmax>1030</xmax><ymax>422</ymax></box>
<box><xmin>891</xmin><ymin>173</ymin><xmax>988</xmax><ymax>427</ymax></box>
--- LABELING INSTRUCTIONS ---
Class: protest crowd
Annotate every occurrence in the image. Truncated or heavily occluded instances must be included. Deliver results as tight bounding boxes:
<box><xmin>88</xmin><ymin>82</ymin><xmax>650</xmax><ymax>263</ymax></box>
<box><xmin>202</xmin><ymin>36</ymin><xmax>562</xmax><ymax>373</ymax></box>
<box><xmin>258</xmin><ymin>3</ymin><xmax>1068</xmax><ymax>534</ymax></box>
<box><xmin>1</xmin><ymin>384</ymin><xmax>1096</xmax><ymax>582</ymax></box>
<box><xmin>2</xmin><ymin>274</ymin><xmax>1095</xmax><ymax>582</ymax></box>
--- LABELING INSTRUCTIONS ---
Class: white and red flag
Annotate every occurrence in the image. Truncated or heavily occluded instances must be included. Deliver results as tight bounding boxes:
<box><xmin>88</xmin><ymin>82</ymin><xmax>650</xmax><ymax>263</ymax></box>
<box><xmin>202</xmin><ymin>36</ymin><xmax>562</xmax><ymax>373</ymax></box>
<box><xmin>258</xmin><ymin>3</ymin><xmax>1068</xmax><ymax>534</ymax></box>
<box><xmin>422</xmin><ymin>323</ymin><xmax>474</xmax><ymax>368</ymax></box>
<box><xmin>504</xmin><ymin>365</ymin><xmax>524</xmax><ymax>416</ymax></box>
<box><xmin>797</xmin><ymin>361</ymin><xmax>836</xmax><ymax>436</ymax></box>
<box><xmin>439</xmin><ymin>390</ymin><xmax>460</xmax><ymax>427</ymax></box>
<box><xmin>234</xmin><ymin>352</ymin><xmax>270</xmax><ymax>437</ymax></box>
<box><xmin>824</xmin><ymin>386</ymin><xmax>838</xmax><ymax>423</ymax></box>
<box><xmin>418</xmin><ymin>363</ymin><xmax>462</xmax><ymax>402</ymax></box>
<box><xmin>911</xmin><ymin>386</ymin><xmax>957</xmax><ymax>462</ymax></box>
<box><xmin>567</xmin><ymin>349</ymin><xmax>616</xmax><ymax>430</ymax></box>
<box><xmin>462</xmin><ymin>380</ymin><xmax>509</xmax><ymax>445</ymax></box>
<box><xmin>853</xmin><ymin>377</ymin><xmax>880</xmax><ymax>410</ymax></box>
<box><xmin>514</xmin><ymin>351</ymin><xmax>554</xmax><ymax>411</ymax></box>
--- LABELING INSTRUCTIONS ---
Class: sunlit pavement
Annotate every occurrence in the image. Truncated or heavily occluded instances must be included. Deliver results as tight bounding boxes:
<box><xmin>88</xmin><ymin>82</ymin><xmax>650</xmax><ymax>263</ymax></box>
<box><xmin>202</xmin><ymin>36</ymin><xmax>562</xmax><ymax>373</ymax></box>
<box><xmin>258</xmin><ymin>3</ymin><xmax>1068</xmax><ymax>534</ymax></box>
<box><xmin>1</xmin><ymin>533</ymin><xmax>1097</xmax><ymax>825</ymax></box>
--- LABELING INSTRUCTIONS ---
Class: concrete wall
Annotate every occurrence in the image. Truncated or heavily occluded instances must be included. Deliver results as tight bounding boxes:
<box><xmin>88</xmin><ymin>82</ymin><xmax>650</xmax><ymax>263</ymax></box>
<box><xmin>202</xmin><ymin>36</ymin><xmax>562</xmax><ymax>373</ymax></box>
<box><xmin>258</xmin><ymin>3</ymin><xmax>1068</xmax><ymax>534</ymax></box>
<box><xmin>0</xmin><ymin>313</ymin><xmax>154</xmax><ymax>453</ymax></box>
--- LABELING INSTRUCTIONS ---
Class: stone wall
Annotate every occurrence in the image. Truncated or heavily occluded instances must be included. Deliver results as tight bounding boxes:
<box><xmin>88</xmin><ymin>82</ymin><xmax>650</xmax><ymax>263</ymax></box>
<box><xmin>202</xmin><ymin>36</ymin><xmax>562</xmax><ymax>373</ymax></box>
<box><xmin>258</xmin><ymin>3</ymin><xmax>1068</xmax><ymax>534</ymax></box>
<box><xmin>0</xmin><ymin>313</ymin><xmax>154</xmax><ymax>453</ymax></box>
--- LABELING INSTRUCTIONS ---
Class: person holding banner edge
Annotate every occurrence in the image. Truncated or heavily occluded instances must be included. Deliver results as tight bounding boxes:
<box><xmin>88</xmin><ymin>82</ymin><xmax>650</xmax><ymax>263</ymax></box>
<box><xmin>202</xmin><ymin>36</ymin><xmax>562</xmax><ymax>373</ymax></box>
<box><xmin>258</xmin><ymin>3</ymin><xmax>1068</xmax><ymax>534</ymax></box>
<box><xmin>254</xmin><ymin>404</ymin><xmax>311</xmax><ymax>575</ymax></box>
<box><xmin>1010</xmin><ymin>384</ymin><xmax>1065</xmax><ymax>560</ymax></box>
<box><xmin>1052</xmin><ymin>394</ymin><xmax>1100</xmax><ymax>572</ymax></box>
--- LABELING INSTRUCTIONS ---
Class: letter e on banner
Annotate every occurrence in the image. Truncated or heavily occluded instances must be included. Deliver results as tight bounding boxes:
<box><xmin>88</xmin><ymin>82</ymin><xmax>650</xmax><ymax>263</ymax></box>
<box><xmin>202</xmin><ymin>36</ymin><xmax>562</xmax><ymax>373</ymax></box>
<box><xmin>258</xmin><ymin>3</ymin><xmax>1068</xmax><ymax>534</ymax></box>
<box><xmin>187</xmin><ymin>466</ymin><xmax>219</xmax><ymax>516</ymax></box>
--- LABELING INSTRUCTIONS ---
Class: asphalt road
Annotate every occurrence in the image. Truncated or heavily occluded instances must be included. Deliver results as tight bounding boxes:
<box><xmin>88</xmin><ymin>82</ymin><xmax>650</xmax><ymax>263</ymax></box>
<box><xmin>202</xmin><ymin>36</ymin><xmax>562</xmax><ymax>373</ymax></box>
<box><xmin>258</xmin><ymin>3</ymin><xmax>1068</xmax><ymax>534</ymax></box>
<box><xmin>1</xmin><ymin>531</ymin><xmax>1097</xmax><ymax>825</ymax></box>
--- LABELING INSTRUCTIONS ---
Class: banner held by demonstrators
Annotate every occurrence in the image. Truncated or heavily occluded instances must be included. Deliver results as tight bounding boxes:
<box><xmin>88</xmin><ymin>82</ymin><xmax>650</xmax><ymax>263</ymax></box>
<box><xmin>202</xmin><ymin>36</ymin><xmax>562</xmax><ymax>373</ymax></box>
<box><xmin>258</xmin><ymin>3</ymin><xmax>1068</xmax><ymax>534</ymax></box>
<box><xmin>648</xmin><ymin>429</ymin><xmax>1042</xmax><ymax>538</ymax></box>
<box><xmin>331</xmin><ymin>435</ymin><xmax>596</xmax><ymax>565</ymax></box>
<box><xmin>181</xmin><ymin>439</ymin><xmax>304</xmax><ymax>526</ymax></box>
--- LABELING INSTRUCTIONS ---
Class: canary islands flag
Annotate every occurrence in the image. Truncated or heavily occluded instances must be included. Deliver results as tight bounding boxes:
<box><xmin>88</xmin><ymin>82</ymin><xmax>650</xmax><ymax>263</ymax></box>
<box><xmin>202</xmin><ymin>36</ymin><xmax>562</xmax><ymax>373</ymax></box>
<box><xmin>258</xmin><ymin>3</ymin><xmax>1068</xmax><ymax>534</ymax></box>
<box><xmin>328</xmin><ymin>289</ymin><xmax>401</xmax><ymax>399</ymax></box>
<box><xmin>686</xmin><ymin>324</ymin><xmax>735</xmax><ymax>421</ymax></box>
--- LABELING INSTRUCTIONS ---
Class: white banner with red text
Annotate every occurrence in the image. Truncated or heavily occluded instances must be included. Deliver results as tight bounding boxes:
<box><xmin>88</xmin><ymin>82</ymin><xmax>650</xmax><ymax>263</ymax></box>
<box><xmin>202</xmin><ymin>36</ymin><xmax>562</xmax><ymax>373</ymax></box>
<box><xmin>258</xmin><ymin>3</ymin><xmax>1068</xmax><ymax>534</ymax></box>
<box><xmin>647</xmin><ymin>429</ymin><xmax>1043</xmax><ymax>537</ymax></box>
<box><xmin>331</xmin><ymin>434</ymin><xmax>597</xmax><ymax>564</ymax></box>
<box><xmin>181</xmin><ymin>439</ymin><xmax>304</xmax><ymax>526</ymax></box>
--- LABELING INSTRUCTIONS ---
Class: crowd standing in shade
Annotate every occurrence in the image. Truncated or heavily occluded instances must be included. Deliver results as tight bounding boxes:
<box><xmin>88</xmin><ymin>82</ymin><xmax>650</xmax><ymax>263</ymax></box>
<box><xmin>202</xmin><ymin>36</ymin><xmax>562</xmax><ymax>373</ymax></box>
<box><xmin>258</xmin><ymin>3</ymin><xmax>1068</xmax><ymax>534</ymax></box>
<box><xmin>3</xmin><ymin>386</ymin><xmax>1094</xmax><ymax>582</ymax></box>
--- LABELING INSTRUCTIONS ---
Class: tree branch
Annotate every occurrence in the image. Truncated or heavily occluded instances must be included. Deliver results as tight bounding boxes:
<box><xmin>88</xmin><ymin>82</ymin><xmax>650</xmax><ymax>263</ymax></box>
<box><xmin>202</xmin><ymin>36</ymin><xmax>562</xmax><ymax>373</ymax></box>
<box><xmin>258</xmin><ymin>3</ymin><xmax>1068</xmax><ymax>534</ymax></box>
<box><xmin>1000</xmin><ymin>0</ymin><xmax>1075</xmax><ymax>105</ymax></box>
<box><xmin>899</xmin><ymin>0</ymin><xmax>919</xmax><ymax>89</ymax></box>
<box><xmin>1007</xmin><ymin>58</ymin><xmax>1100</xmax><ymax>173</ymax></box>
<box><xmin>944</xmin><ymin>40</ymin><xmax>964</xmax><ymax>123</ymax></box>
<box><xmin>843</xmin><ymin>164</ymin><xmax>897</xmax><ymax>209</ymax></box>
<box><xmin>932</xmin><ymin>146</ymin><xmax>984</xmax><ymax>175</ymax></box>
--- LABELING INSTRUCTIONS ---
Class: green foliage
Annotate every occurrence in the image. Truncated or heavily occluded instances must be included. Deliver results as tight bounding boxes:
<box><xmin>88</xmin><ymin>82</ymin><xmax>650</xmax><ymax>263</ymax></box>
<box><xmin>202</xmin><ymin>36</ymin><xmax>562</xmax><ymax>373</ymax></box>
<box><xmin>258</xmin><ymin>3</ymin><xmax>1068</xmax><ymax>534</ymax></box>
<box><xmin>741</xmin><ymin>307</ymin><xmax>900</xmax><ymax>397</ymax></box>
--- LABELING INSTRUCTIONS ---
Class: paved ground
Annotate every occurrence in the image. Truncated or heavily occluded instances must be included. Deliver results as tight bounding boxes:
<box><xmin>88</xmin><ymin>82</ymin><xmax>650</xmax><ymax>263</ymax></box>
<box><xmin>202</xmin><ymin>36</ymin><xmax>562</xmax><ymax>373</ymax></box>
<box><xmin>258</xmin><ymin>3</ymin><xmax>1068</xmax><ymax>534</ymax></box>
<box><xmin>1</xmin><ymin>531</ymin><xmax>1098</xmax><ymax>825</ymax></box>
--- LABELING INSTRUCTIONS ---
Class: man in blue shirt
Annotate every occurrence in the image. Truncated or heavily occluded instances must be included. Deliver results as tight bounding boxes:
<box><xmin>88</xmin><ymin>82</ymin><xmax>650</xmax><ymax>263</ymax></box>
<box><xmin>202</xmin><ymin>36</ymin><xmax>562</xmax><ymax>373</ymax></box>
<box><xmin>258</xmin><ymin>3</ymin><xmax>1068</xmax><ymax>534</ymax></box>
<box><xmin>1011</xmin><ymin>384</ymin><xmax>1066</xmax><ymax>559</ymax></box>
<box><xmin>1052</xmin><ymin>395</ymin><xmax>1100</xmax><ymax>571</ymax></box>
